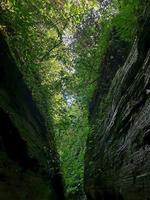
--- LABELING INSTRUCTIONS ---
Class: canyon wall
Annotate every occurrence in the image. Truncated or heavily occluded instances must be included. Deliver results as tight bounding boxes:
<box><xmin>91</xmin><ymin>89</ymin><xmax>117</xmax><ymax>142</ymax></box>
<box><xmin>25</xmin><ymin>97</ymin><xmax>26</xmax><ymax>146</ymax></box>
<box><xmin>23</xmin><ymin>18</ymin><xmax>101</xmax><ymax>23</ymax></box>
<box><xmin>0</xmin><ymin>32</ymin><xmax>64</xmax><ymax>200</ymax></box>
<box><xmin>84</xmin><ymin>3</ymin><xmax>150</xmax><ymax>200</ymax></box>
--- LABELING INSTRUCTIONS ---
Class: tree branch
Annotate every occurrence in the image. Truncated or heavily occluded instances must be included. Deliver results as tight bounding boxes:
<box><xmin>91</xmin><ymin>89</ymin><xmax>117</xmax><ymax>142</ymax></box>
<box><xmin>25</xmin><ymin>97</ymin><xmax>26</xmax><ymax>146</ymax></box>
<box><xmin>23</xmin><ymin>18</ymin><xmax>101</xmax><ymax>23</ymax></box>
<box><xmin>40</xmin><ymin>40</ymin><xmax>63</xmax><ymax>62</ymax></box>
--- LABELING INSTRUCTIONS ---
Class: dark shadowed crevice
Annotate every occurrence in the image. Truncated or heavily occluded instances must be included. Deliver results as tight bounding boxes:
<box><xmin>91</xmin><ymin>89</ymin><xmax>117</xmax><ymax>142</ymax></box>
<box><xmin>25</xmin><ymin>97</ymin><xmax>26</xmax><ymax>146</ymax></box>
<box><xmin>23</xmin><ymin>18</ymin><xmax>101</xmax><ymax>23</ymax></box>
<box><xmin>143</xmin><ymin>125</ymin><xmax>150</xmax><ymax>146</ymax></box>
<box><xmin>0</xmin><ymin>107</ymin><xmax>38</xmax><ymax>169</ymax></box>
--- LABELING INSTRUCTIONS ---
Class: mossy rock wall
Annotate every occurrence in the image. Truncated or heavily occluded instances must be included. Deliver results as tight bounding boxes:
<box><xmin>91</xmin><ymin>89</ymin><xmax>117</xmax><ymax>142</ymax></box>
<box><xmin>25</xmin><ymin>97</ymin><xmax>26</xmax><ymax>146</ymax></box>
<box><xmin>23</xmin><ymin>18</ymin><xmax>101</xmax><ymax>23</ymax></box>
<box><xmin>84</xmin><ymin>3</ymin><xmax>150</xmax><ymax>200</ymax></box>
<box><xmin>0</xmin><ymin>32</ymin><xmax>65</xmax><ymax>200</ymax></box>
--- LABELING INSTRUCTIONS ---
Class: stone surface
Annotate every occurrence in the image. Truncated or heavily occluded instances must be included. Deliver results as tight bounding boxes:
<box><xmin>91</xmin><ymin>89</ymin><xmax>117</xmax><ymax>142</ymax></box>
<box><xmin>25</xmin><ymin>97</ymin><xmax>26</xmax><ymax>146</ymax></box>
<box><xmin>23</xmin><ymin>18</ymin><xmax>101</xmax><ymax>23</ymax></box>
<box><xmin>84</xmin><ymin>4</ymin><xmax>150</xmax><ymax>200</ymax></box>
<box><xmin>89</xmin><ymin>29</ymin><xmax>130</xmax><ymax>121</ymax></box>
<box><xmin>0</xmin><ymin>32</ymin><xmax>65</xmax><ymax>200</ymax></box>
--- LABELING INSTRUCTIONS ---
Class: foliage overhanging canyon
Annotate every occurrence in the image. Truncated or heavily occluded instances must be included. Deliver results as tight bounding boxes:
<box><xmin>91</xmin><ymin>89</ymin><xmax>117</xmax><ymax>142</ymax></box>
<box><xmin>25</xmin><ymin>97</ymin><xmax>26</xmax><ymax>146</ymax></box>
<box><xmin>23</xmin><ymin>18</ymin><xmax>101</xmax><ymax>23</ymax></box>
<box><xmin>0</xmin><ymin>0</ymin><xmax>150</xmax><ymax>199</ymax></box>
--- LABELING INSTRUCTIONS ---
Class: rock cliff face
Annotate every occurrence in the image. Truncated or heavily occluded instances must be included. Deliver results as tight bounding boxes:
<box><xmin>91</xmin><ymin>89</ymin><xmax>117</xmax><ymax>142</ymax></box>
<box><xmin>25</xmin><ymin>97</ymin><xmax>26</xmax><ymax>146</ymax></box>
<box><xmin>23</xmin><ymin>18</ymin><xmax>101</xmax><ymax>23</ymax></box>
<box><xmin>0</xmin><ymin>32</ymin><xmax>64</xmax><ymax>200</ymax></box>
<box><xmin>89</xmin><ymin>30</ymin><xmax>130</xmax><ymax>122</ymax></box>
<box><xmin>84</xmin><ymin>4</ymin><xmax>150</xmax><ymax>200</ymax></box>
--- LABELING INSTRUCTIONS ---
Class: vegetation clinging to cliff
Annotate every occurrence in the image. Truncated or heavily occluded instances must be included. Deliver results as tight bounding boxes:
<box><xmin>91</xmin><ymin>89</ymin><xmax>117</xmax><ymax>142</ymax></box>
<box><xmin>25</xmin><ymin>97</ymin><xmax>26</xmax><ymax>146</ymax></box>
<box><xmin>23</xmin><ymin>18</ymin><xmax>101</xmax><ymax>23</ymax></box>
<box><xmin>0</xmin><ymin>0</ymin><xmax>141</xmax><ymax>197</ymax></box>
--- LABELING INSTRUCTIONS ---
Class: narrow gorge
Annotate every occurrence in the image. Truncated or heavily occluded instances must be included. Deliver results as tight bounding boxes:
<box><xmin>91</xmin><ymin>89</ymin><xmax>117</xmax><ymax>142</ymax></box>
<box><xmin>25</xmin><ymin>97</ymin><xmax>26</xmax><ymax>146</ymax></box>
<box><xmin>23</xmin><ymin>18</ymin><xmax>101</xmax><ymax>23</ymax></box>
<box><xmin>0</xmin><ymin>0</ymin><xmax>150</xmax><ymax>200</ymax></box>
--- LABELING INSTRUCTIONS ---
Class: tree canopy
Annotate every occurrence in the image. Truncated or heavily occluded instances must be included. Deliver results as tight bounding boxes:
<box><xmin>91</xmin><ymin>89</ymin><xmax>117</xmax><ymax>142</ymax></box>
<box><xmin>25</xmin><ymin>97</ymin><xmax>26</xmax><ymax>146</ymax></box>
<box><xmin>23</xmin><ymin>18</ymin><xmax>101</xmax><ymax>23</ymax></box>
<box><xmin>0</xmin><ymin>0</ymin><xmax>140</xmax><ymax>197</ymax></box>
